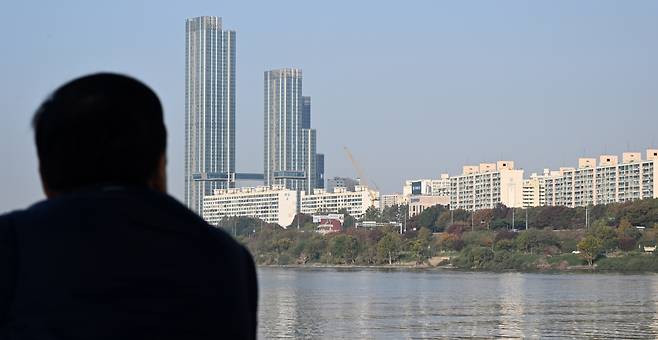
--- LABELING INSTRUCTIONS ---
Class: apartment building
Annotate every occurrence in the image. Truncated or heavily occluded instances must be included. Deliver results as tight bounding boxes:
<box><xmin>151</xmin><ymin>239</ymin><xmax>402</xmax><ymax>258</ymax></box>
<box><xmin>300</xmin><ymin>186</ymin><xmax>379</xmax><ymax>219</ymax></box>
<box><xmin>202</xmin><ymin>185</ymin><xmax>298</xmax><ymax>227</ymax></box>
<box><xmin>545</xmin><ymin>150</ymin><xmax>658</xmax><ymax>207</ymax></box>
<box><xmin>449</xmin><ymin>161</ymin><xmax>524</xmax><ymax>211</ymax></box>
<box><xmin>522</xmin><ymin>169</ymin><xmax>552</xmax><ymax>208</ymax></box>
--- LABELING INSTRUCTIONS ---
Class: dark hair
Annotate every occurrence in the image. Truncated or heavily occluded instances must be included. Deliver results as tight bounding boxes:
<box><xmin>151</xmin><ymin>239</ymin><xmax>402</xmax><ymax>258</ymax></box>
<box><xmin>33</xmin><ymin>73</ymin><xmax>167</xmax><ymax>192</ymax></box>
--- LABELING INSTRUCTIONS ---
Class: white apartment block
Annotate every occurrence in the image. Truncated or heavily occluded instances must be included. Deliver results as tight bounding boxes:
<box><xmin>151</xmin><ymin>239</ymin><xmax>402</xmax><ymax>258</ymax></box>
<box><xmin>300</xmin><ymin>186</ymin><xmax>379</xmax><ymax>219</ymax></box>
<box><xmin>545</xmin><ymin>150</ymin><xmax>658</xmax><ymax>208</ymax></box>
<box><xmin>450</xmin><ymin>161</ymin><xmax>524</xmax><ymax>211</ymax></box>
<box><xmin>202</xmin><ymin>185</ymin><xmax>298</xmax><ymax>227</ymax></box>
<box><xmin>431</xmin><ymin>174</ymin><xmax>451</xmax><ymax>196</ymax></box>
<box><xmin>522</xmin><ymin>169</ymin><xmax>552</xmax><ymax>208</ymax></box>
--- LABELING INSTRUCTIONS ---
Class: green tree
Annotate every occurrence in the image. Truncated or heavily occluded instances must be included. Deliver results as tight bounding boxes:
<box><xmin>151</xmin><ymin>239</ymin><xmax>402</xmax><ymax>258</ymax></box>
<box><xmin>377</xmin><ymin>232</ymin><xmax>401</xmax><ymax>264</ymax></box>
<box><xmin>381</xmin><ymin>204</ymin><xmax>401</xmax><ymax>222</ymax></box>
<box><xmin>470</xmin><ymin>247</ymin><xmax>494</xmax><ymax>268</ymax></box>
<box><xmin>409</xmin><ymin>227</ymin><xmax>433</xmax><ymax>263</ymax></box>
<box><xmin>463</xmin><ymin>231</ymin><xmax>495</xmax><ymax>248</ymax></box>
<box><xmin>417</xmin><ymin>205</ymin><xmax>447</xmax><ymax>230</ymax></box>
<box><xmin>514</xmin><ymin>229</ymin><xmax>558</xmax><ymax>254</ymax></box>
<box><xmin>618</xmin><ymin>218</ymin><xmax>633</xmax><ymax>235</ymax></box>
<box><xmin>590</xmin><ymin>225</ymin><xmax>618</xmax><ymax>255</ymax></box>
<box><xmin>302</xmin><ymin>235</ymin><xmax>326</xmax><ymax>262</ymax></box>
<box><xmin>410</xmin><ymin>239</ymin><xmax>427</xmax><ymax>264</ymax></box>
<box><xmin>363</xmin><ymin>206</ymin><xmax>381</xmax><ymax>222</ymax></box>
<box><xmin>329</xmin><ymin>234</ymin><xmax>359</xmax><ymax>264</ymax></box>
<box><xmin>337</xmin><ymin>209</ymin><xmax>356</xmax><ymax>229</ymax></box>
<box><xmin>578</xmin><ymin>235</ymin><xmax>603</xmax><ymax>267</ymax></box>
<box><xmin>494</xmin><ymin>239</ymin><xmax>515</xmax><ymax>251</ymax></box>
<box><xmin>417</xmin><ymin>227</ymin><xmax>432</xmax><ymax>243</ymax></box>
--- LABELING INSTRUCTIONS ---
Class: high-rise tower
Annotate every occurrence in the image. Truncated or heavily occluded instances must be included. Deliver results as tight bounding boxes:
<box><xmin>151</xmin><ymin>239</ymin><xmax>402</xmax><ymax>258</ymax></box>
<box><xmin>185</xmin><ymin>16</ymin><xmax>236</xmax><ymax>214</ymax></box>
<box><xmin>264</xmin><ymin>68</ymin><xmax>316</xmax><ymax>193</ymax></box>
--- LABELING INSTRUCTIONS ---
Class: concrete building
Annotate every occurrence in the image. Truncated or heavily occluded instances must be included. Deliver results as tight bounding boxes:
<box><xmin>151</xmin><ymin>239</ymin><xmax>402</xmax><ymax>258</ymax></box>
<box><xmin>522</xmin><ymin>169</ymin><xmax>551</xmax><ymax>208</ymax></box>
<box><xmin>300</xmin><ymin>186</ymin><xmax>379</xmax><ymax>219</ymax></box>
<box><xmin>326</xmin><ymin>177</ymin><xmax>360</xmax><ymax>192</ymax></box>
<box><xmin>431</xmin><ymin>174</ymin><xmax>451</xmax><ymax>197</ymax></box>
<box><xmin>264</xmin><ymin>68</ymin><xmax>316</xmax><ymax>193</ymax></box>
<box><xmin>545</xmin><ymin>150</ymin><xmax>658</xmax><ymax>207</ymax></box>
<box><xmin>184</xmin><ymin>16</ymin><xmax>236</xmax><ymax>214</ymax></box>
<box><xmin>450</xmin><ymin>161</ymin><xmax>524</xmax><ymax>211</ymax></box>
<box><xmin>408</xmin><ymin>195</ymin><xmax>450</xmax><ymax>217</ymax></box>
<box><xmin>403</xmin><ymin>174</ymin><xmax>450</xmax><ymax>197</ymax></box>
<box><xmin>202</xmin><ymin>185</ymin><xmax>298</xmax><ymax>227</ymax></box>
<box><xmin>403</xmin><ymin>179</ymin><xmax>431</xmax><ymax>197</ymax></box>
<box><xmin>381</xmin><ymin>193</ymin><xmax>406</xmax><ymax>209</ymax></box>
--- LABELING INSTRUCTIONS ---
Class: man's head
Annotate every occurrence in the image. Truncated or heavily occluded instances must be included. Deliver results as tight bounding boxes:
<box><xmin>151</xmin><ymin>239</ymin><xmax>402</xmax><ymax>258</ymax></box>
<box><xmin>33</xmin><ymin>73</ymin><xmax>167</xmax><ymax>197</ymax></box>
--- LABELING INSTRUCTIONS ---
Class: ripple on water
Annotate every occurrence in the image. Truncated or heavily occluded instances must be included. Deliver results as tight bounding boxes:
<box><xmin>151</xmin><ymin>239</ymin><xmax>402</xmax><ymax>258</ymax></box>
<box><xmin>257</xmin><ymin>268</ymin><xmax>658</xmax><ymax>339</ymax></box>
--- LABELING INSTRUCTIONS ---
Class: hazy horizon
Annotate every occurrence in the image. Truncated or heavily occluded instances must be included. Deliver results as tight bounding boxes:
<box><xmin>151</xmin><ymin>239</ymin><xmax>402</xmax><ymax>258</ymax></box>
<box><xmin>1</xmin><ymin>0</ymin><xmax>657</xmax><ymax>211</ymax></box>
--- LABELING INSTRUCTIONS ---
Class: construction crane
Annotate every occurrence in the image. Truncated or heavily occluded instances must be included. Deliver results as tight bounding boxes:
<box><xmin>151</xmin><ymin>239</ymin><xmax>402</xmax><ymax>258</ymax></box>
<box><xmin>343</xmin><ymin>146</ymin><xmax>379</xmax><ymax>207</ymax></box>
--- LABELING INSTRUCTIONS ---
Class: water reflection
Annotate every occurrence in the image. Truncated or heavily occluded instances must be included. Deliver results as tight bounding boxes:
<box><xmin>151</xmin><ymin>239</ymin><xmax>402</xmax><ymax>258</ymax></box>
<box><xmin>496</xmin><ymin>273</ymin><xmax>525</xmax><ymax>338</ymax></box>
<box><xmin>258</xmin><ymin>268</ymin><xmax>658</xmax><ymax>338</ymax></box>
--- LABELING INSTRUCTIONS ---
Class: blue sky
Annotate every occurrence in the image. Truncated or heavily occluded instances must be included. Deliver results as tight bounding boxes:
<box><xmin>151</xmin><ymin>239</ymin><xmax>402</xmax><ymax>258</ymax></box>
<box><xmin>1</xmin><ymin>1</ymin><xmax>657</xmax><ymax>211</ymax></box>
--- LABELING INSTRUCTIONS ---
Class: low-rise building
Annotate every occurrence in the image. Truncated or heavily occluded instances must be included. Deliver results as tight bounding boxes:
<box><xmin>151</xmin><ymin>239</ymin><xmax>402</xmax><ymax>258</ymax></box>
<box><xmin>545</xmin><ymin>149</ymin><xmax>658</xmax><ymax>207</ymax></box>
<box><xmin>408</xmin><ymin>195</ymin><xmax>449</xmax><ymax>217</ymax></box>
<box><xmin>355</xmin><ymin>221</ymin><xmax>403</xmax><ymax>229</ymax></box>
<box><xmin>300</xmin><ymin>185</ymin><xmax>379</xmax><ymax>219</ymax></box>
<box><xmin>316</xmin><ymin>219</ymin><xmax>341</xmax><ymax>235</ymax></box>
<box><xmin>202</xmin><ymin>185</ymin><xmax>298</xmax><ymax>227</ymax></box>
<box><xmin>312</xmin><ymin>213</ymin><xmax>345</xmax><ymax>224</ymax></box>
<box><xmin>450</xmin><ymin>161</ymin><xmax>524</xmax><ymax>211</ymax></box>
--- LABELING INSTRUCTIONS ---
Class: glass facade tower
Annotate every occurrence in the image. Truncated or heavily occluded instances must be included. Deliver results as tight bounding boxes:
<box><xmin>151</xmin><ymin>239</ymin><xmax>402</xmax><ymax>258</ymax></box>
<box><xmin>264</xmin><ymin>68</ymin><xmax>316</xmax><ymax>193</ymax></box>
<box><xmin>185</xmin><ymin>16</ymin><xmax>236</xmax><ymax>214</ymax></box>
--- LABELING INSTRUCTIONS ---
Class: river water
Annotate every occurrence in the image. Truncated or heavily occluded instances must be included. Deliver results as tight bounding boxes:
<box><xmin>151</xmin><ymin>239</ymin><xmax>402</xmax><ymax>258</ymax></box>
<box><xmin>257</xmin><ymin>267</ymin><xmax>658</xmax><ymax>339</ymax></box>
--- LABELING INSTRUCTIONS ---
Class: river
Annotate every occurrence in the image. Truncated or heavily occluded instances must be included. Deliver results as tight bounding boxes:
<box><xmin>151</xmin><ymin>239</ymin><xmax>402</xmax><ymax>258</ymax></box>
<box><xmin>258</xmin><ymin>267</ymin><xmax>658</xmax><ymax>339</ymax></box>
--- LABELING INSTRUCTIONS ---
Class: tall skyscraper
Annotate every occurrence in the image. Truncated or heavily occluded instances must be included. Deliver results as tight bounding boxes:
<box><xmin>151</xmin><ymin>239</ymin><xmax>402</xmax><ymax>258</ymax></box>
<box><xmin>316</xmin><ymin>153</ymin><xmax>325</xmax><ymax>189</ymax></box>
<box><xmin>301</xmin><ymin>128</ymin><xmax>317</xmax><ymax>194</ymax></box>
<box><xmin>185</xmin><ymin>16</ymin><xmax>236</xmax><ymax>214</ymax></box>
<box><xmin>301</xmin><ymin>96</ymin><xmax>311</xmax><ymax>129</ymax></box>
<box><xmin>264</xmin><ymin>68</ymin><xmax>316</xmax><ymax>193</ymax></box>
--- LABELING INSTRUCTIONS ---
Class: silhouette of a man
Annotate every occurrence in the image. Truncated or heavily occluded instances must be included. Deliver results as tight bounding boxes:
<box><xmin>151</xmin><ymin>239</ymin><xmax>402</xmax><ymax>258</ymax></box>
<box><xmin>0</xmin><ymin>73</ymin><xmax>257</xmax><ymax>339</ymax></box>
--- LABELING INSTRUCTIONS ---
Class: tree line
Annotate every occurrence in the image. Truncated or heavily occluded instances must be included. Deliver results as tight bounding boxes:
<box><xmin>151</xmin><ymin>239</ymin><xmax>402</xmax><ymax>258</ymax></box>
<box><xmin>214</xmin><ymin>198</ymin><xmax>658</xmax><ymax>271</ymax></box>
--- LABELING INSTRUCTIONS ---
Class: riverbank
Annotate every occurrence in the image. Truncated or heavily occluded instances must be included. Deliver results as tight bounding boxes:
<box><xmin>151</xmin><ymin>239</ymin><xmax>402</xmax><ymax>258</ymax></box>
<box><xmin>256</xmin><ymin>252</ymin><xmax>658</xmax><ymax>274</ymax></box>
<box><xmin>236</xmin><ymin>206</ymin><xmax>658</xmax><ymax>273</ymax></box>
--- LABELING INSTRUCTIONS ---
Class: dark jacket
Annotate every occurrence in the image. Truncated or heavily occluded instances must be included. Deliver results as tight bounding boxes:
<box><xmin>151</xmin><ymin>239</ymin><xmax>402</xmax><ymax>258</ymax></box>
<box><xmin>0</xmin><ymin>187</ymin><xmax>257</xmax><ymax>339</ymax></box>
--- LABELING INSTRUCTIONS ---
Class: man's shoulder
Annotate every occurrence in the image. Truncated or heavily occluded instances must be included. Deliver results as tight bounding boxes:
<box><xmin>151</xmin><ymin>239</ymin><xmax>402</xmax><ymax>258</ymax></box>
<box><xmin>134</xmin><ymin>190</ymin><xmax>244</xmax><ymax>247</ymax></box>
<box><xmin>0</xmin><ymin>189</ymin><xmax>246</xmax><ymax>253</ymax></box>
<box><xmin>0</xmin><ymin>207</ymin><xmax>27</xmax><ymax>232</ymax></box>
